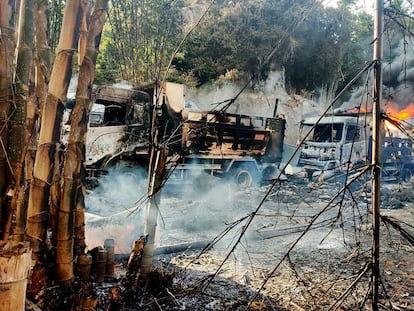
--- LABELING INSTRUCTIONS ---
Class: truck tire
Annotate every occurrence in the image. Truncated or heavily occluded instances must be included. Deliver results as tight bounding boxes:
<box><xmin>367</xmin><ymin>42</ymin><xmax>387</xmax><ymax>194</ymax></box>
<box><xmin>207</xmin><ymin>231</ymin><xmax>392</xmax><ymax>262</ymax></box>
<box><xmin>234</xmin><ymin>168</ymin><xmax>254</xmax><ymax>188</ymax></box>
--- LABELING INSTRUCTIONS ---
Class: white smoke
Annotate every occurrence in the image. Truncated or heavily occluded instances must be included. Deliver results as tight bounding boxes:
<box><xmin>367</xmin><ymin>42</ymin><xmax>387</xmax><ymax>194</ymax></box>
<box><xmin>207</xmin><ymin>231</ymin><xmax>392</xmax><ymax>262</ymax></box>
<box><xmin>85</xmin><ymin>167</ymin><xmax>148</xmax><ymax>253</ymax></box>
<box><xmin>112</xmin><ymin>81</ymin><xmax>134</xmax><ymax>89</ymax></box>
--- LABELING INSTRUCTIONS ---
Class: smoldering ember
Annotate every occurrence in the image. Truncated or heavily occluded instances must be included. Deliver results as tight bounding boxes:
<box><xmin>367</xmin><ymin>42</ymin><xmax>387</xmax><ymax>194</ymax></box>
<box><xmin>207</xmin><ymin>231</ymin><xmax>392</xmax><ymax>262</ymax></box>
<box><xmin>1</xmin><ymin>1</ymin><xmax>414</xmax><ymax>311</ymax></box>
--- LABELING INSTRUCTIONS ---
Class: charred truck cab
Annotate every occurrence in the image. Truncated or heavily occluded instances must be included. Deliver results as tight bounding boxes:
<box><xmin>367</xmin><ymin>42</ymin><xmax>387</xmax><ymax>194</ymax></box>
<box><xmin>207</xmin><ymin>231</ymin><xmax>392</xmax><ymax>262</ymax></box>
<box><xmin>86</xmin><ymin>86</ymin><xmax>152</xmax><ymax>177</ymax></box>
<box><xmin>298</xmin><ymin>112</ymin><xmax>368</xmax><ymax>182</ymax></box>
<box><xmin>83</xmin><ymin>82</ymin><xmax>286</xmax><ymax>188</ymax></box>
<box><xmin>297</xmin><ymin>111</ymin><xmax>414</xmax><ymax>184</ymax></box>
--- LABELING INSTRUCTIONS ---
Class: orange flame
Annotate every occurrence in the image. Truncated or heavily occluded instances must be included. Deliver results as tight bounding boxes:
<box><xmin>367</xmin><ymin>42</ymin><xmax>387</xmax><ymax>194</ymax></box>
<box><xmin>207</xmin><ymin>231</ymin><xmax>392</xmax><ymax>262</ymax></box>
<box><xmin>347</xmin><ymin>107</ymin><xmax>368</xmax><ymax>113</ymax></box>
<box><xmin>386</xmin><ymin>102</ymin><xmax>414</xmax><ymax>120</ymax></box>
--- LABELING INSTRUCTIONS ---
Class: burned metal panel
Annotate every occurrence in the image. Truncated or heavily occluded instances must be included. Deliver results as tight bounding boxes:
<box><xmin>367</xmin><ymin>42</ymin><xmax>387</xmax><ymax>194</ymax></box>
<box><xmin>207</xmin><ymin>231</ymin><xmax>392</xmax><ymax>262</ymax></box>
<box><xmin>382</xmin><ymin>137</ymin><xmax>414</xmax><ymax>163</ymax></box>
<box><xmin>263</xmin><ymin>117</ymin><xmax>286</xmax><ymax>163</ymax></box>
<box><xmin>182</xmin><ymin>111</ymin><xmax>278</xmax><ymax>157</ymax></box>
<box><xmin>381</xmin><ymin>137</ymin><xmax>414</xmax><ymax>181</ymax></box>
<box><xmin>86</xmin><ymin>125</ymin><xmax>126</xmax><ymax>167</ymax></box>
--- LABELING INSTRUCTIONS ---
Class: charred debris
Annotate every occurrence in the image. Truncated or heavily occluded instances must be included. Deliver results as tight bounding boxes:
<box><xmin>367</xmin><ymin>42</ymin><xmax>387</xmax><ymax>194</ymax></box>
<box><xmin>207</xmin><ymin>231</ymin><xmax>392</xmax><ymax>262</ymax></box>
<box><xmin>45</xmin><ymin>77</ymin><xmax>414</xmax><ymax>310</ymax></box>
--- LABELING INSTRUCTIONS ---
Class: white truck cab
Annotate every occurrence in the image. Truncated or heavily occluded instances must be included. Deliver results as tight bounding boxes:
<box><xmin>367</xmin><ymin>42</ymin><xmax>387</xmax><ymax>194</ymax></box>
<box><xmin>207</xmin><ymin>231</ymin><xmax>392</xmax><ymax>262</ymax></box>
<box><xmin>298</xmin><ymin>113</ymin><xmax>369</xmax><ymax>182</ymax></box>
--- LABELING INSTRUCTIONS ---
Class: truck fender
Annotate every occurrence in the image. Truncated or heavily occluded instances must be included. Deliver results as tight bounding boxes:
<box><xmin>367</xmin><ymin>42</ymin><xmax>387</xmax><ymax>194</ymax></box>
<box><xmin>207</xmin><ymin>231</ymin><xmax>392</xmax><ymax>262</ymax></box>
<box><xmin>102</xmin><ymin>151</ymin><xmax>125</xmax><ymax>169</ymax></box>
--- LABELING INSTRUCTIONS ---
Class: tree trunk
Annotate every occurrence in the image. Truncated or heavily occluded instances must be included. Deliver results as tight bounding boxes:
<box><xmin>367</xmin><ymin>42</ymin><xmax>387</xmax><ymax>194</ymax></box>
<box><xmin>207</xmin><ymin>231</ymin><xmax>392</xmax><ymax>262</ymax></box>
<box><xmin>78</xmin><ymin>0</ymin><xmax>91</xmax><ymax>65</ymax></box>
<box><xmin>3</xmin><ymin>0</ymin><xmax>36</xmax><ymax>244</ymax></box>
<box><xmin>26</xmin><ymin>0</ymin><xmax>81</xmax><ymax>276</ymax></box>
<box><xmin>141</xmin><ymin>147</ymin><xmax>169</xmax><ymax>276</ymax></box>
<box><xmin>56</xmin><ymin>0</ymin><xmax>108</xmax><ymax>282</ymax></box>
<box><xmin>0</xmin><ymin>0</ymin><xmax>17</xmax><ymax>239</ymax></box>
<box><xmin>72</xmin><ymin>0</ymin><xmax>90</xmax><ymax>255</ymax></box>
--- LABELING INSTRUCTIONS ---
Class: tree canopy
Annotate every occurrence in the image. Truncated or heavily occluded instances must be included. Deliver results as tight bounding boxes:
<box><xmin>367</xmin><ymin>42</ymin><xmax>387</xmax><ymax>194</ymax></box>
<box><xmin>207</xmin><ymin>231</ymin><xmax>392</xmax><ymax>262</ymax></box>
<box><xmin>91</xmin><ymin>0</ymin><xmax>414</xmax><ymax>99</ymax></box>
<box><xmin>96</xmin><ymin>0</ymin><xmax>185</xmax><ymax>85</ymax></box>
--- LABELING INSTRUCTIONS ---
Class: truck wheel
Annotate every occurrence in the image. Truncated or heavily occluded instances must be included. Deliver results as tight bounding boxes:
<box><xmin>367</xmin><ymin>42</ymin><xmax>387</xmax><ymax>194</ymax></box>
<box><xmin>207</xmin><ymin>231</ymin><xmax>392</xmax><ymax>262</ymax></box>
<box><xmin>234</xmin><ymin>168</ymin><xmax>254</xmax><ymax>188</ymax></box>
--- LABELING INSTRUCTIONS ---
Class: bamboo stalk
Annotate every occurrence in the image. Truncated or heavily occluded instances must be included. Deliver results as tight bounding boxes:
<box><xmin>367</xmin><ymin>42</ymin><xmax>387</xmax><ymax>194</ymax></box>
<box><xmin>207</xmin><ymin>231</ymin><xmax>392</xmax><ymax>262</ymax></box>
<box><xmin>0</xmin><ymin>242</ymin><xmax>32</xmax><ymax>311</ymax></box>
<box><xmin>56</xmin><ymin>0</ymin><xmax>109</xmax><ymax>282</ymax></box>
<box><xmin>0</xmin><ymin>0</ymin><xmax>17</xmax><ymax>237</ymax></box>
<box><xmin>26</xmin><ymin>0</ymin><xmax>82</xmax><ymax>287</ymax></box>
<box><xmin>34</xmin><ymin>0</ymin><xmax>51</xmax><ymax>118</ymax></box>
<box><xmin>141</xmin><ymin>147</ymin><xmax>169</xmax><ymax>276</ymax></box>
<box><xmin>3</xmin><ymin>0</ymin><xmax>36</xmax><ymax>243</ymax></box>
<box><xmin>371</xmin><ymin>1</ymin><xmax>383</xmax><ymax>310</ymax></box>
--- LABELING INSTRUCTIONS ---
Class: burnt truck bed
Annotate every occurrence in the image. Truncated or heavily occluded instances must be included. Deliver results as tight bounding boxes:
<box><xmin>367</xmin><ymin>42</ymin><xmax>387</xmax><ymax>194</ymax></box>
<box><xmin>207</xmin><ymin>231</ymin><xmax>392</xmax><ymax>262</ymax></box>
<box><xmin>181</xmin><ymin>111</ymin><xmax>285</xmax><ymax>161</ymax></box>
<box><xmin>83</xmin><ymin>83</ymin><xmax>286</xmax><ymax>188</ymax></box>
<box><xmin>166</xmin><ymin>110</ymin><xmax>286</xmax><ymax>187</ymax></box>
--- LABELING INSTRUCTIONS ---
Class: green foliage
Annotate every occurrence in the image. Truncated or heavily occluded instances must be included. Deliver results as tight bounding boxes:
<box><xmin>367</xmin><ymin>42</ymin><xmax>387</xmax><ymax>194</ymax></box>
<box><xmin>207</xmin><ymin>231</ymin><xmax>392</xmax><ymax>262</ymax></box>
<box><xmin>97</xmin><ymin>0</ymin><xmax>185</xmax><ymax>86</ymax></box>
<box><xmin>48</xmin><ymin>0</ymin><xmax>64</xmax><ymax>55</ymax></box>
<box><xmin>285</xmin><ymin>5</ymin><xmax>360</xmax><ymax>93</ymax></box>
<box><xmin>94</xmin><ymin>31</ymin><xmax>119</xmax><ymax>85</ymax></box>
<box><xmin>93</xmin><ymin>0</ymin><xmax>391</xmax><ymax>99</ymax></box>
<box><xmin>175</xmin><ymin>0</ymin><xmax>374</xmax><ymax>96</ymax></box>
<box><xmin>337</xmin><ymin>10</ymin><xmax>373</xmax><ymax>94</ymax></box>
<box><xmin>179</xmin><ymin>0</ymin><xmax>299</xmax><ymax>84</ymax></box>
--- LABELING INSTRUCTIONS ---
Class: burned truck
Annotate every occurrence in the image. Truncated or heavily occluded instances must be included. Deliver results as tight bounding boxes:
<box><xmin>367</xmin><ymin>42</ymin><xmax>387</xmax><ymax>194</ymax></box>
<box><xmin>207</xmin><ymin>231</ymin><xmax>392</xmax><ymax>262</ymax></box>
<box><xmin>84</xmin><ymin>82</ymin><xmax>286</xmax><ymax>187</ymax></box>
<box><xmin>297</xmin><ymin>111</ymin><xmax>414</xmax><ymax>183</ymax></box>
<box><xmin>297</xmin><ymin>112</ymin><xmax>368</xmax><ymax>182</ymax></box>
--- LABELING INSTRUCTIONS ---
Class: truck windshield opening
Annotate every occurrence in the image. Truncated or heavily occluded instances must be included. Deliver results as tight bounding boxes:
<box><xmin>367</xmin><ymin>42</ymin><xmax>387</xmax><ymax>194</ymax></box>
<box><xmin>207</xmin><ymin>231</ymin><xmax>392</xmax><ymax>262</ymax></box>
<box><xmin>311</xmin><ymin>123</ymin><xmax>344</xmax><ymax>143</ymax></box>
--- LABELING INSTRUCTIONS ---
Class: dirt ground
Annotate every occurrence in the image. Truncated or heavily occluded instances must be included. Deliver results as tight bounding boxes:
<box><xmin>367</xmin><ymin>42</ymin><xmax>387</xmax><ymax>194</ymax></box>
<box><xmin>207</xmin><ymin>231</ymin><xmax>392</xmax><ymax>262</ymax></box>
<box><xmin>75</xmin><ymin>171</ymin><xmax>414</xmax><ymax>311</ymax></box>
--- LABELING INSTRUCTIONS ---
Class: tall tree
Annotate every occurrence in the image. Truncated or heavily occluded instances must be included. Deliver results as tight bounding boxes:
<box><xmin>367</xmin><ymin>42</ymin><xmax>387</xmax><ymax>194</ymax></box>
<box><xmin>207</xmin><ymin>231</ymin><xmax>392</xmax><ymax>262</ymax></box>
<box><xmin>56</xmin><ymin>0</ymin><xmax>109</xmax><ymax>282</ymax></box>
